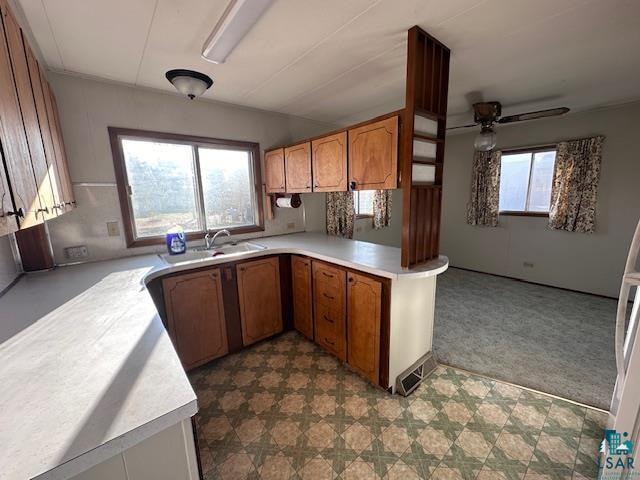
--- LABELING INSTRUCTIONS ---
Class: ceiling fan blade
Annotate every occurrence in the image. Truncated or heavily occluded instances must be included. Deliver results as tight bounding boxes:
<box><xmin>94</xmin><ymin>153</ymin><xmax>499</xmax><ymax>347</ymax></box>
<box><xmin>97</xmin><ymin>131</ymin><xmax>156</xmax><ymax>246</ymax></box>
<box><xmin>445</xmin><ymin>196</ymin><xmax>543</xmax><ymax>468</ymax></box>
<box><xmin>446</xmin><ymin>123</ymin><xmax>478</xmax><ymax>130</ymax></box>
<box><xmin>498</xmin><ymin>107</ymin><xmax>570</xmax><ymax>124</ymax></box>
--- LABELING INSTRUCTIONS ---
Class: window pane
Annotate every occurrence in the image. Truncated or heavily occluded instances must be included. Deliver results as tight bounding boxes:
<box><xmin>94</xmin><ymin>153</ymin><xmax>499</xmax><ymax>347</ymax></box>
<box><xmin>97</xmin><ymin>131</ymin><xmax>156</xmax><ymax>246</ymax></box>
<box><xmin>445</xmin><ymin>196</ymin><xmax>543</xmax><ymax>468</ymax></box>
<box><xmin>355</xmin><ymin>190</ymin><xmax>375</xmax><ymax>216</ymax></box>
<box><xmin>528</xmin><ymin>151</ymin><xmax>556</xmax><ymax>212</ymax></box>
<box><xmin>499</xmin><ymin>153</ymin><xmax>531</xmax><ymax>212</ymax></box>
<box><xmin>121</xmin><ymin>139</ymin><xmax>200</xmax><ymax>238</ymax></box>
<box><xmin>199</xmin><ymin>147</ymin><xmax>255</xmax><ymax>229</ymax></box>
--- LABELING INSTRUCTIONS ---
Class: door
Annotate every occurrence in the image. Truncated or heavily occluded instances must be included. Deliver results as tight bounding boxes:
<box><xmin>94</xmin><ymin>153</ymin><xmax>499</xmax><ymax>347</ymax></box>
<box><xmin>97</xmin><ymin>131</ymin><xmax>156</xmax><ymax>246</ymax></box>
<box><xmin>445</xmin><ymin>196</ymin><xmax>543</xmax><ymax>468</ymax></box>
<box><xmin>348</xmin><ymin>116</ymin><xmax>398</xmax><ymax>190</ymax></box>
<box><xmin>0</xmin><ymin>7</ymin><xmax>40</xmax><ymax>228</ymax></box>
<box><xmin>346</xmin><ymin>272</ymin><xmax>381</xmax><ymax>384</ymax></box>
<box><xmin>292</xmin><ymin>255</ymin><xmax>313</xmax><ymax>339</ymax></box>
<box><xmin>284</xmin><ymin>142</ymin><xmax>311</xmax><ymax>193</ymax></box>
<box><xmin>3</xmin><ymin>7</ymin><xmax>55</xmax><ymax>220</ymax></box>
<box><xmin>312</xmin><ymin>260</ymin><xmax>346</xmax><ymax>360</ymax></box>
<box><xmin>264</xmin><ymin>148</ymin><xmax>286</xmax><ymax>193</ymax></box>
<box><xmin>163</xmin><ymin>268</ymin><xmax>229</xmax><ymax>370</ymax></box>
<box><xmin>237</xmin><ymin>257</ymin><xmax>283</xmax><ymax>346</ymax></box>
<box><xmin>312</xmin><ymin>131</ymin><xmax>347</xmax><ymax>192</ymax></box>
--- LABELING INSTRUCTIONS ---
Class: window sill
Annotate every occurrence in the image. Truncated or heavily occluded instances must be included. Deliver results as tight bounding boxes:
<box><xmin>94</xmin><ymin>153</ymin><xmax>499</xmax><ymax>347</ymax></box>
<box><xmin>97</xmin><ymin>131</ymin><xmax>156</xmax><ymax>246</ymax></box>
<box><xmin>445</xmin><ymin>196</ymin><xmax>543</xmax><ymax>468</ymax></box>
<box><xmin>355</xmin><ymin>214</ymin><xmax>374</xmax><ymax>220</ymax></box>
<box><xmin>499</xmin><ymin>211</ymin><xmax>549</xmax><ymax>218</ymax></box>
<box><xmin>125</xmin><ymin>225</ymin><xmax>265</xmax><ymax>248</ymax></box>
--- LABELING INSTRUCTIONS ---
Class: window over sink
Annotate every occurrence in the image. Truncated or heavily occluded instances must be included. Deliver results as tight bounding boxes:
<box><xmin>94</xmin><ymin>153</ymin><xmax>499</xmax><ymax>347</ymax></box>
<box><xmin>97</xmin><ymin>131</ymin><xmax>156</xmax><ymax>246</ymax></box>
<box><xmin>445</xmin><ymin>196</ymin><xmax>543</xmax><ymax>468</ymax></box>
<box><xmin>110</xmin><ymin>128</ymin><xmax>264</xmax><ymax>247</ymax></box>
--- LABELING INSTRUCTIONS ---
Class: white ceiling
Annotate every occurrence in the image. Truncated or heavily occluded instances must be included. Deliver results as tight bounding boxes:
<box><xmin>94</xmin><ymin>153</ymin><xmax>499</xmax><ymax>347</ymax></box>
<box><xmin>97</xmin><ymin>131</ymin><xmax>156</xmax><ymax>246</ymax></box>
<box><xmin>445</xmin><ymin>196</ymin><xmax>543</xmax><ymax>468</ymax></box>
<box><xmin>16</xmin><ymin>0</ymin><xmax>640</xmax><ymax>126</ymax></box>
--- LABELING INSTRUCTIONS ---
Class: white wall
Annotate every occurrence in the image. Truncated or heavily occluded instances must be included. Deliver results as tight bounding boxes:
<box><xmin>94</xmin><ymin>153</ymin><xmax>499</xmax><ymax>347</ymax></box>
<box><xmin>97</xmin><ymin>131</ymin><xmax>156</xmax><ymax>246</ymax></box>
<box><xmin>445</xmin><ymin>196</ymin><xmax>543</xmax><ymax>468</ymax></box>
<box><xmin>44</xmin><ymin>73</ymin><xmax>334</xmax><ymax>264</ymax></box>
<box><xmin>441</xmin><ymin>102</ymin><xmax>640</xmax><ymax>297</ymax></box>
<box><xmin>0</xmin><ymin>236</ymin><xmax>19</xmax><ymax>292</ymax></box>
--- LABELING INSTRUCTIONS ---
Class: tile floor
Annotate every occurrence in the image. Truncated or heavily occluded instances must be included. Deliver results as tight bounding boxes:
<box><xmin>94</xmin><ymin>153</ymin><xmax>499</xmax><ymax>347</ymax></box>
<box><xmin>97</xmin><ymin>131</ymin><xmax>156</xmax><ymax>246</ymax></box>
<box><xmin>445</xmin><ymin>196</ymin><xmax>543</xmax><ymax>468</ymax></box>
<box><xmin>189</xmin><ymin>331</ymin><xmax>607</xmax><ymax>480</ymax></box>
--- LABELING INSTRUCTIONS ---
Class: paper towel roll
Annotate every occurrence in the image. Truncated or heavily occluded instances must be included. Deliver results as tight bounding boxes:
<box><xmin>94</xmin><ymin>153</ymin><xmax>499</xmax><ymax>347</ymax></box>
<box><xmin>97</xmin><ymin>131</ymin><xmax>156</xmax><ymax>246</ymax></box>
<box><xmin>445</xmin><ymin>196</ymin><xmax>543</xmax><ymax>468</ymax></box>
<box><xmin>276</xmin><ymin>194</ymin><xmax>302</xmax><ymax>208</ymax></box>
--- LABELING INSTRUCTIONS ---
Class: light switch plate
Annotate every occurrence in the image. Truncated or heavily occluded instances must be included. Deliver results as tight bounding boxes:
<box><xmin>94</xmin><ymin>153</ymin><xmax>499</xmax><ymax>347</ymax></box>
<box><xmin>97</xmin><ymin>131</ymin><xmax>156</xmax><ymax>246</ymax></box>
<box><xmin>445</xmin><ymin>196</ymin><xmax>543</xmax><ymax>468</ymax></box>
<box><xmin>107</xmin><ymin>221</ymin><xmax>120</xmax><ymax>237</ymax></box>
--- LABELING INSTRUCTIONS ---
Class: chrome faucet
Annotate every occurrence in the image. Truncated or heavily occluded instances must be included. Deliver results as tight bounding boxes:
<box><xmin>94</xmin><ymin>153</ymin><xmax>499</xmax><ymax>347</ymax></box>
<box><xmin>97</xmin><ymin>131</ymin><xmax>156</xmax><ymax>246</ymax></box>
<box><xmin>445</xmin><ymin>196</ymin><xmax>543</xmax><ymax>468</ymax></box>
<box><xmin>204</xmin><ymin>229</ymin><xmax>231</xmax><ymax>249</ymax></box>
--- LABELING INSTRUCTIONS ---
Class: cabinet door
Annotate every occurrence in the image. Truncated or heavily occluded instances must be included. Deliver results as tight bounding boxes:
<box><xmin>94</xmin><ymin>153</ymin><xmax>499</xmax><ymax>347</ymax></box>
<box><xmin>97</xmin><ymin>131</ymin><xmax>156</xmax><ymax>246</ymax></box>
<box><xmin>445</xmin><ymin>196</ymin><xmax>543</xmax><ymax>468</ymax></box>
<box><xmin>237</xmin><ymin>257</ymin><xmax>283</xmax><ymax>346</ymax></box>
<box><xmin>348</xmin><ymin>116</ymin><xmax>398</xmax><ymax>190</ymax></box>
<box><xmin>312</xmin><ymin>261</ymin><xmax>346</xmax><ymax>360</ymax></box>
<box><xmin>0</xmin><ymin>9</ymin><xmax>40</xmax><ymax>228</ymax></box>
<box><xmin>163</xmin><ymin>268</ymin><xmax>229</xmax><ymax>370</ymax></box>
<box><xmin>292</xmin><ymin>255</ymin><xmax>313</xmax><ymax>339</ymax></box>
<box><xmin>284</xmin><ymin>142</ymin><xmax>311</xmax><ymax>193</ymax></box>
<box><xmin>39</xmin><ymin>68</ymin><xmax>74</xmax><ymax>209</ymax></box>
<box><xmin>346</xmin><ymin>272</ymin><xmax>381</xmax><ymax>384</ymax></box>
<box><xmin>312</xmin><ymin>131</ymin><xmax>347</xmax><ymax>192</ymax></box>
<box><xmin>264</xmin><ymin>148</ymin><xmax>286</xmax><ymax>193</ymax></box>
<box><xmin>24</xmin><ymin>41</ymin><xmax>62</xmax><ymax>212</ymax></box>
<box><xmin>3</xmin><ymin>8</ymin><xmax>55</xmax><ymax>221</ymax></box>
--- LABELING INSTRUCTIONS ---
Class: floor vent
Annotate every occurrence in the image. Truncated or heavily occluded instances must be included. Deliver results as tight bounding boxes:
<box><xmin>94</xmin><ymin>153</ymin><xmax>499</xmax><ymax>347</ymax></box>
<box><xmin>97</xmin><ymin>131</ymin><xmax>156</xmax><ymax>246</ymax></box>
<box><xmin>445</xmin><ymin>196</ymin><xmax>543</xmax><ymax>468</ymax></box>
<box><xmin>395</xmin><ymin>352</ymin><xmax>437</xmax><ymax>396</ymax></box>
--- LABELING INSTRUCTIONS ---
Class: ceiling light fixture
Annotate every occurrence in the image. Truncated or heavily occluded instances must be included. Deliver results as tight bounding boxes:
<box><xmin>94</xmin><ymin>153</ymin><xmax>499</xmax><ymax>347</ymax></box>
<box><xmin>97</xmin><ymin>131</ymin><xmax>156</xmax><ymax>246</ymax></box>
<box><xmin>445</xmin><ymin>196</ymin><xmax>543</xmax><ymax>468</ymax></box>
<box><xmin>165</xmin><ymin>69</ymin><xmax>213</xmax><ymax>100</ymax></box>
<box><xmin>201</xmin><ymin>0</ymin><xmax>275</xmax><ymax>64</ymax></box>
<box><xmin>473</xmin><ymin>125</ymin><xmax>497</xmax><ymax>152</ymax></box>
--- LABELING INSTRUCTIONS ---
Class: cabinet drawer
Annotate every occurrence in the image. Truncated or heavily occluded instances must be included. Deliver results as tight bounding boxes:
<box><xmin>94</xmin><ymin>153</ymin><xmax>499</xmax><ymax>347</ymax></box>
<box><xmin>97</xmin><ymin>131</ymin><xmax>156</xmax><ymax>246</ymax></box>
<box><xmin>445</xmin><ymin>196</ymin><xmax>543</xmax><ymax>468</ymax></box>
<box><xmin>316</xmin><ymin>304</ymin><xmax>345</xmax><ymax>360</ymax></box>
<box><xmin>312</xmin><ymin>261</ymin><xmax>345</xmax><ymax>307</ymax></box>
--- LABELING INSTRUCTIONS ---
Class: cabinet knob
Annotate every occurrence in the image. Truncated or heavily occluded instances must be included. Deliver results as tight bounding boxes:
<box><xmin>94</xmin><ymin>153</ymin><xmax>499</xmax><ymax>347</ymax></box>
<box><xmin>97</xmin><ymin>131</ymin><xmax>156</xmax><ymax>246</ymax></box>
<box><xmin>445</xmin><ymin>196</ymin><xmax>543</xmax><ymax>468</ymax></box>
<box><xmin>348</xmin><ymin>276</ymin><xmax>354</xmax><ymax>283</ymax></box>
<box><xmin>349</xmin><ymin>181</ymin><xmax>357</xmax><ymax>190</ymax></box>
<box><xmin>6</xmin><ymin>208</ymin><xmax>24</xmax><ymax>218</ymax></box>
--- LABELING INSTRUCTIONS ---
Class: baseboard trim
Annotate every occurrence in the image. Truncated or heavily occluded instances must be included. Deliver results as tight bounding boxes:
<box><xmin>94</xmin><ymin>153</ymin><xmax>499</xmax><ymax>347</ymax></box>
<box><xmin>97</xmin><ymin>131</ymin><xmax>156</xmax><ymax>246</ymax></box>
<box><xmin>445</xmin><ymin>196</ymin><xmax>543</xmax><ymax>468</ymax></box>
<box><xmin>448</xmin><ymin>265</ymin><xmax>621</xmax><ymax>301</ymax></box>
<box><xmin>0</xmin><ymin>273</ymin><xmax>24</xmax><ymax>298</ymax></box>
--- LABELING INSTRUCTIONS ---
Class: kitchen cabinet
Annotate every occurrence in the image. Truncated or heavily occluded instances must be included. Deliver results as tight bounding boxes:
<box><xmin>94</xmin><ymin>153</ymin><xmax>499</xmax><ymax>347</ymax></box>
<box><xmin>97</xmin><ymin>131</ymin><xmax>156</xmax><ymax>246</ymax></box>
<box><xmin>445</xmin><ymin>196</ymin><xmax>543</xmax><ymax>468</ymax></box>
<box><xmin>312</xmin><ymin>260</ymin><xmax>346</xmax><ymax>360</ymax></box>
<box><xmin>0</xmin><ymin>6</ymin><xmax>39</xmax><ymax>229</ymax></box>
<box><xmin>284</xmin><ymin>142</ymin><xmax>311</xmax><ymax>193</ymax></box>
<box><xmin>346</xmin><ymin>271</ymin><xmax>382</xmax><ymax>383</ymax></box>
<box><xmin>3</xmin><ymin>6</ymin><xmax>56</xmax><ymax>220</ymax></box>
<box><xmin>237</xmin><ymin>256</ymin><xmax>283</xmax><ymax>346</ymax></box>
<box><xmin>291</xmin><ymin>255</ymin><xmax>313</xmax><ymax>340</ymax></box>
<box><xmin>163</xmin><ymin>268</ymin><xmax>229</xmax><ymax>370</ymax></box>
<box><xmin>312</xmin><ymin>131</ymin><xmax>347</xmax><ymax>192</ymax></box>
<box><xmin>348</xmin><ymin>116</ymin><xmax>398</xmax><ymax>190</ymax></box>
<box><xmin>264</xmin><ymin>148</ymin><xmax>286</xmax><ymax>193</ymax></box>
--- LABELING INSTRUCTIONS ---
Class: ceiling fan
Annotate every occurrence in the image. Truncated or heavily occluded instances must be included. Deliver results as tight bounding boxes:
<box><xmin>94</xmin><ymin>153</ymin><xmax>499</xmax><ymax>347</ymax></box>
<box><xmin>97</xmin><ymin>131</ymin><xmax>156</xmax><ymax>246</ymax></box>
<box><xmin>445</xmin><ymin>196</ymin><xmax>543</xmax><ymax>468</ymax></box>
<box><xmin>448</xmin><ymin>101</ymin><xmax>570</xmax><ymax>151</ymax></box>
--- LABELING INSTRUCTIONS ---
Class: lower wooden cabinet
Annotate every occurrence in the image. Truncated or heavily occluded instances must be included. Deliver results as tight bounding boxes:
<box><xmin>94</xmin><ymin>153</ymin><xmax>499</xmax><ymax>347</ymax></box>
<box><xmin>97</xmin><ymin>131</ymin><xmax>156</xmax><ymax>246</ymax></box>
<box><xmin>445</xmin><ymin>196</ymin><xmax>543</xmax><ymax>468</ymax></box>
<box><xmin>237</xmin><ymin>257</ymin><xmax>283</xmax><ymax>346</ymax></box>
<box><xmin>312</xmin><ymin>260</ymin><xmax>346</xmax><ymax>360</ymax></box>
<box><xmin>162</xmin><ymin>268</ymin><xmax>229</xmax><ymax>370</ymax></box>
<box><xmin>346</xmin><ymin>272</ymin><xmax>382</xmax><ymax>384</ymax></box>
<box><xmin>291</xmin><ymin>255</ymin><xmax>313</xmax><ymax>340</ymax></box>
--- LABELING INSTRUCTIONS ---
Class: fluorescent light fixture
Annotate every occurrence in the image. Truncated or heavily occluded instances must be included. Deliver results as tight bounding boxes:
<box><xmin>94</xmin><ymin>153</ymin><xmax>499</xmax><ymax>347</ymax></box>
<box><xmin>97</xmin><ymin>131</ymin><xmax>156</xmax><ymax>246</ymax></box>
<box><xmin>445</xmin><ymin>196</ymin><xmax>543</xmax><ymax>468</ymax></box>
<box><xmin>202</xmin><ymin>0</ymin><xmax>275</xmax><ymax>64</ymax></box>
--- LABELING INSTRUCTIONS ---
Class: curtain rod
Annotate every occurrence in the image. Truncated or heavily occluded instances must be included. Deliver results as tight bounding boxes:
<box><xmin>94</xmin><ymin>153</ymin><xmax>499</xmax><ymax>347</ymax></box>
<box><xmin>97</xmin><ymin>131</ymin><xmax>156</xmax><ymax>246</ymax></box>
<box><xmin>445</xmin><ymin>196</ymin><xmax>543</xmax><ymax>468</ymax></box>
<box><xmin>499</xmin><ymin>142</ymin><xmax>558</xmax><ymax>153</ymax></box>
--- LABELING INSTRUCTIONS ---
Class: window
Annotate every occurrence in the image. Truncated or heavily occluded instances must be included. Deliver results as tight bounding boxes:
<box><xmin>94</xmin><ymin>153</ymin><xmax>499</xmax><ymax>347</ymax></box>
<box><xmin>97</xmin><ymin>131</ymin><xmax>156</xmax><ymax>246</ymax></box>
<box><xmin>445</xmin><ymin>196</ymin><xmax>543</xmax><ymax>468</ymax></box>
<box><xmin>499</xmin><ymin>148</ymin><xmax>556</xmax><ymax>215</ymax></box>
<box><xmin>353</xmin><ymin>190</ymin><xmax>375</xmax><ymax>217</ymax></box>
<box><xmin>110</xmin><ymin>128</ymin><xmax>263</xmax><ymax>247</ymax></box>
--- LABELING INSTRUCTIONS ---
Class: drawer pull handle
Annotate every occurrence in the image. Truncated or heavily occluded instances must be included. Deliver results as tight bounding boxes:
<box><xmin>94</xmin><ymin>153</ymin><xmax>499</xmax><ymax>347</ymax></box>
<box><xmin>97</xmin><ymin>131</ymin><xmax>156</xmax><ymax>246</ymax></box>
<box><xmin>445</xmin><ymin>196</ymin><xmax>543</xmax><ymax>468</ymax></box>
<box><xmin>324</xmin><ymin>337</ymin><xmax>335</xmax><ymax>346</ymax></box>
<box><xmin>322</xmin><ymin>272</ymin><xmax>334</xmax><ymax>278</ymax></box>
<box><xmin>323</xmin><ymin>293</ymin><xmax>334</xmax><ymax>300</ymax></box>
<box><xmin>323</xmin><ymin>315</ymin><xmax>334</xmax><ymax>324</ymax></box>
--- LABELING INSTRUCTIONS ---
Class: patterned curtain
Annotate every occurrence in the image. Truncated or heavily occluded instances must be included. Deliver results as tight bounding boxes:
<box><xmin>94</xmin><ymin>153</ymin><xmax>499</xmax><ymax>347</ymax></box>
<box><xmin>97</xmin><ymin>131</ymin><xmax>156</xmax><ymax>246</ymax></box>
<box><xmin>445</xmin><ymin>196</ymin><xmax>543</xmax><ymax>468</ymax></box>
<box><xmin>326</xmin><ymin>192</ymin><xmax>355</xmax><ymax>238</ymax></box>
<box><xmin>549</xmin><ymin>136</ymin><xmax>605</xmax><ymax>233</ymax></box>
<box><xmin>467</xmin><ymin>150</ymin><xmax>502</xmax><ymax>227</ymax></box>
<box><xmin>373</xmin><ymin>190</ymin><xmax>392</xmax><ymax>229</ymax></box>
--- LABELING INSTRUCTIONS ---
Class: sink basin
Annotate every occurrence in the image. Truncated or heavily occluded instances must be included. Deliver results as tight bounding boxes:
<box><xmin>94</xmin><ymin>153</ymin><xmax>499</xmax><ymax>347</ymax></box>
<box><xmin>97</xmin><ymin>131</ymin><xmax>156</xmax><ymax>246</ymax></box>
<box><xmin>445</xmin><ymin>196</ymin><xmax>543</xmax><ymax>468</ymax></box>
<box><xmin>160</xmin><ymin>242</ymin><xmax>267</xmax><ymax>265</ymax></box>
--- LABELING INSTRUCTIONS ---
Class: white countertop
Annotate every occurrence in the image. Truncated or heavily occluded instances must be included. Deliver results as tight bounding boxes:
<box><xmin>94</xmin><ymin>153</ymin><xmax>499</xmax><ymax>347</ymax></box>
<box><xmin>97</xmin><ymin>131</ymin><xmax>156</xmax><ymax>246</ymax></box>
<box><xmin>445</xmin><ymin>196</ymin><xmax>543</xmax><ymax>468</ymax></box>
<box><xmin>145</xmin><ymin>232</ymin><xmax>449</xmax><ymax>283</ymax></box>
<box><xmin>0</xmin><ymin>233</ymin><xmax>447</xmax><ymax>480</ymax></box>
<box><xmin>0</xmin><ymin>255</ymin><xmax>197</xmax><ymax>480</ymax></box>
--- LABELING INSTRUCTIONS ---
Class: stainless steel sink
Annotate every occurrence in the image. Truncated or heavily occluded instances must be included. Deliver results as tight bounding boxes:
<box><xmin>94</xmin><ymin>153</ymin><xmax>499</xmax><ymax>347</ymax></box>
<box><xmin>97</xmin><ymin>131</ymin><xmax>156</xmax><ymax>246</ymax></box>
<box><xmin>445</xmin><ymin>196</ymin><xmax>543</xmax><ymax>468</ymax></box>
<box><xmin>160</xmin><ymin>242</ymin><xmax>267</xmax><ymax>265</ymax></box>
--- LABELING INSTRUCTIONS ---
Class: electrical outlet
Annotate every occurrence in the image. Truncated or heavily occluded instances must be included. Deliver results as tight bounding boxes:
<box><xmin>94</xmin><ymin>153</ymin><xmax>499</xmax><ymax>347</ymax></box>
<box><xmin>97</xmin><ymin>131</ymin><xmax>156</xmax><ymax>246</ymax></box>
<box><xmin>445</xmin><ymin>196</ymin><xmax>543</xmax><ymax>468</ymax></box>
<box><xmin>106</xmin><ymin>221</ymin><xmax>120</xmax><ymax>237</ymax></box>
<box><xmin>65</xmin><ymin>245</ymin><xmax>89</xmax><ymax>259</ymax></box>
<box><xmin>523</xmin><ymin>262</ymin><xmax>534</xmax><ymax>268</ymax></box>
<box><xmin>286</xmin><ymin>222</ymin><xmax>295</xmax><ymax>230</ymax></box>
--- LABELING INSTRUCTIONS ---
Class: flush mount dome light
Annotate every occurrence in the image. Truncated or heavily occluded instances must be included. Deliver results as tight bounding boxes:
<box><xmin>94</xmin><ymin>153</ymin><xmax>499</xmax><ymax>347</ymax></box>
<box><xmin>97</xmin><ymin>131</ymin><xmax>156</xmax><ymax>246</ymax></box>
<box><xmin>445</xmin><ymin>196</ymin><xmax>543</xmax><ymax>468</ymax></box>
<box><xmin>165</xmin><ymin>69</ymin><xmax>213</xmax><ymax>100</ymax></box>
<box><xmin>474</xmin><ymin>125</ymin><xmax>497</xmax><ymax>152</ymax></box>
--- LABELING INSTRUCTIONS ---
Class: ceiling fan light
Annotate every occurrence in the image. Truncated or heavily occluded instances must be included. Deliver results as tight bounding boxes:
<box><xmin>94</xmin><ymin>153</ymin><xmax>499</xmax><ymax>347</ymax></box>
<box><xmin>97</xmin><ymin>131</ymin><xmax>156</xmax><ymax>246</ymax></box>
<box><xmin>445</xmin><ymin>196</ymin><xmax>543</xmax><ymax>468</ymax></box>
<box><xmin>474</xmin><ymin>126</ymin><xmax>497</xmax><ymax>152</ymax></box>
<box><xmin>166</xmin><ymin>69</ymin><xmax>213</xmax><ymax>100</ymax></box>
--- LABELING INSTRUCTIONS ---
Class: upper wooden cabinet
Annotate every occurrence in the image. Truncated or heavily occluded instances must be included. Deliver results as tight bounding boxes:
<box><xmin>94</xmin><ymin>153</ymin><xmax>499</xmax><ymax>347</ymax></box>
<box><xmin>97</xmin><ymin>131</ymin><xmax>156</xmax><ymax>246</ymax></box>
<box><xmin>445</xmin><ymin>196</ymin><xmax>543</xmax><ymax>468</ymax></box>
<box><xmin>348</xmin><ymin>116</ymin><xmax>398</xmax><ymax>190</ymax></box>
<box><xmin>0</xmin><ymin>7</ymin><xmax>39</xmax><ymax>228</ymax></box>
<box><xmin>3</xmin><ymin>7</ymin><xmax>56</xmax><ymax>221</ymax></box>
<box><xmin>284</xmin><ymin>142</ymin><xmax>311</xmax><ymax>193</ymax></box>
<box><xmin>237</xmin><ymin>257</ymin><xmax>283</xmax><ymax>346</ymax></box>
<box><xmin>163</xmin><ymin>268</ymin><xmax>229</xmax><ymax>370</ymax></box>
<box><xmin>291</xmin><ymin>255</ymin><xmax>313</xmax><ymax>340</ymax></box>
<box><xmin>312</xmin><ymin>131</ymin><xmax>347</xmax><ymax>192</ymax></box>
<box><xmin>346</xmin><ymin>271</ymin><xmax>382</xmax><ymax>384</ymax></box>
<box><xmin>264</xmin><ymin>148</ymin><xmax>286</xmax><ymax>193</ymax></box>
